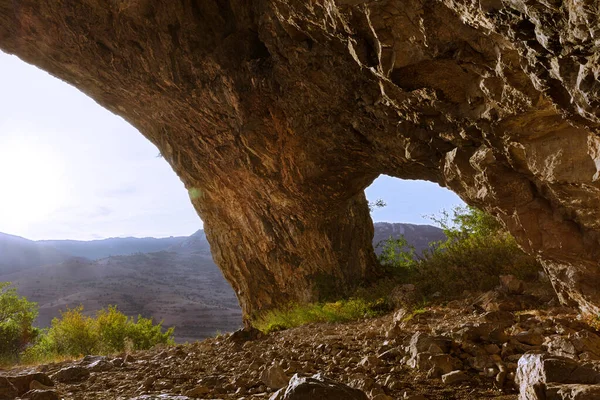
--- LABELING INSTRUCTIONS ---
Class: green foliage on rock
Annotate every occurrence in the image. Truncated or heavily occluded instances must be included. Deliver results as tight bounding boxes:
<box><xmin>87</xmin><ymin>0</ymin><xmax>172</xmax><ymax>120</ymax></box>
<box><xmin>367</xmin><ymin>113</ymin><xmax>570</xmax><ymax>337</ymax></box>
<box><xmin>0</xmin><ymin>282</ymin><xmax>39</xmax><ymax>363</ymax></box>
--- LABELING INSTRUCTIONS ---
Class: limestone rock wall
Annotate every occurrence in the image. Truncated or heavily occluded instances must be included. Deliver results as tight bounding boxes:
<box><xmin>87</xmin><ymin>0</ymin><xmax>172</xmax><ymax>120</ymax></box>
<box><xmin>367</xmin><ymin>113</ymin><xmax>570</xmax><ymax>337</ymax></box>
<box><xmin>1</xmin><ymin>0</ymin><xmax>599</xmax><ymax>319</ymax></box>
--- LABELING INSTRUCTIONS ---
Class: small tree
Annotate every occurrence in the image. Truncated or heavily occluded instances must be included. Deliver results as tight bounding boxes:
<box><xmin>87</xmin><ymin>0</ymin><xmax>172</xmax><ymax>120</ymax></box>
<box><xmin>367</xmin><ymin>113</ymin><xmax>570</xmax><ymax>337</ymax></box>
<box><xmin>368</xmin><ymin>199</ymin><xmax>386</xmax><ymax>212</ymax></box>
<box><xmin>428</xmin><ymin>205</ymin><xmax>504</xmax><ymax>243</ymax></box>
<box><xmin>0</xmin><ymin>282</ymin><xmax>39</xmax><ymax>361</ymax></box>
<box><xmin>377</xmin><ymin>235</ymin><xmax>416</xmax><ymax>271</ymax></box>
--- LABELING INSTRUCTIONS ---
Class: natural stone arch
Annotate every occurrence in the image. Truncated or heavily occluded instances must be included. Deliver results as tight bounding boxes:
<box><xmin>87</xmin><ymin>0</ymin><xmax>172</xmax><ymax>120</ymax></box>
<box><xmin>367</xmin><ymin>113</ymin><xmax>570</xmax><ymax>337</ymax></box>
<box><xmin>2</xmin><ymin>0</ymin><xmax>599</xmax><ymax>322</ymax></box>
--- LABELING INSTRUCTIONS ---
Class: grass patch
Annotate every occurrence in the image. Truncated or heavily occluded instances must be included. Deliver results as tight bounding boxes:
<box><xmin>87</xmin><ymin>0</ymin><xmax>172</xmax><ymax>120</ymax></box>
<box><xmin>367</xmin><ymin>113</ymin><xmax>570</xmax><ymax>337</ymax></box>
<box><xmin>253</xmin><ymin>298</ymin><xmax>388</xmax><ymax>334</ymax></box>
<box><xmin>402</xmin><ymin>307</ymin><xmax>427</xmax><ymax>322</ymax></box>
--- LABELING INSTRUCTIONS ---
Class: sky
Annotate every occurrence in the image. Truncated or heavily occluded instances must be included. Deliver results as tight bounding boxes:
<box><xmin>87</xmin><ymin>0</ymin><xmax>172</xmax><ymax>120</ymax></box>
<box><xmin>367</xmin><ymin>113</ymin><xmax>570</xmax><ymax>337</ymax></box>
<box><xmin>0</xmin><ymin>51</ymin><xmax>464</xmax><ymax>241</ymax></box>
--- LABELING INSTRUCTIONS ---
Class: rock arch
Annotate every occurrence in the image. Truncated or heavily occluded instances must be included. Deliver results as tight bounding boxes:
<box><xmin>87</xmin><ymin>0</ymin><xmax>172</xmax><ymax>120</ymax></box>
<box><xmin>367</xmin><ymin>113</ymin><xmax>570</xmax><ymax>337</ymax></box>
<box><xmin>2</xmin><ymin>0</ymin><xmax>599</xmax><ymax>321</ymax></box>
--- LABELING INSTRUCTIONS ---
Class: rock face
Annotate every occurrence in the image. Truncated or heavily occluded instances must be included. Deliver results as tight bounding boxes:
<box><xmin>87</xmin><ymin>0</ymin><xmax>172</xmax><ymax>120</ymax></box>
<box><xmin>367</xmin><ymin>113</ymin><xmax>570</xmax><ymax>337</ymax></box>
<box><xmin>1</xmin><ymin>1</ymin><xmax>600</xmax><ymax>318</ymax></box>
<box><xmin>516</xmin><ymin>353</ymin><xmax>600</xmax><ymax>400</ymax></box>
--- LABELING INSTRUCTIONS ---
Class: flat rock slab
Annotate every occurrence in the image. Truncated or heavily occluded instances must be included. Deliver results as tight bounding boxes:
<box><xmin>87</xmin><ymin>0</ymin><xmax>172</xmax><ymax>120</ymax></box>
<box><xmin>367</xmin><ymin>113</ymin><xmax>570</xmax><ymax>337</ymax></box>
<box><xmin>546</xmin><ymin>384</ymin><xmax>600</xmax><ymax>400</ymax></box>
<box><xmin>51</xmin><ymin>366</ymin><xmax>90</xmax><ymax>384</ymax></box>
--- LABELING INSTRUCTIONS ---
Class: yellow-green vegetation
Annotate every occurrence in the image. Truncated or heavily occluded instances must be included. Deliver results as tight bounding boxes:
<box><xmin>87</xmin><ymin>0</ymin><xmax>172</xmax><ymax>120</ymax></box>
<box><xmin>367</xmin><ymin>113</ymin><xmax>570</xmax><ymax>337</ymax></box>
<box><xmin>22</xmin><ymin>305</ymin><xmax>174</xmax><ymax>364</ymax></box>
<box><xmin>255</xmin><ymin>206</ymin><xmax>543</xmax><ymax>334</ymax></box>
<box><xmin>401</xmin><ymin>307</ymin><xmax>427</xmax><ymax>323</ymax></box>
<box><xmin>253</xmin><ymin>298</ymin><xmax>388</xmax><ymax>334</ymax></box>
<box><xmin>379</xmin><ymin>206</ymin><xmax>542</xmax><ymax>299</ymax></box>
<box><xmin>0</xmin><ymin>283</ymin><xmax>174</xmax><ymax>366</ymax></box>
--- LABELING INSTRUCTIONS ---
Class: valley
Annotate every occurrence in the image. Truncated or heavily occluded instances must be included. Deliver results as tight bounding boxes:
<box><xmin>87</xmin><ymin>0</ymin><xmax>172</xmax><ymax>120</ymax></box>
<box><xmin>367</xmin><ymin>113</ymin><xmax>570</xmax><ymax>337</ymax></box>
<box><xmin>0</xmin><ymin>223</ymin><xmax>443</xmax><ymax>342</ymax></box>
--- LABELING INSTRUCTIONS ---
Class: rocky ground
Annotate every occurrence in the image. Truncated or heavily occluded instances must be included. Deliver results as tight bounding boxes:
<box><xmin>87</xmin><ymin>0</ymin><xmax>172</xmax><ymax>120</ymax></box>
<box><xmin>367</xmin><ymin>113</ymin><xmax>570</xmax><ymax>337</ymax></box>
<box><xmin>3</xmin><ymin>277</ymin><xmax>600</xmax><ymax>400</ymax></box>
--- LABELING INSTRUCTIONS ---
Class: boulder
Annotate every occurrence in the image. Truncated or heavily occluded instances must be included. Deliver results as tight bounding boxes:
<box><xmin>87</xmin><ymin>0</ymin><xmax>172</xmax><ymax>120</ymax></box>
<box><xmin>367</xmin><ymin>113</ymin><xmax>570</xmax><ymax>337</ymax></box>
<box><xmin>183</xmin><ymin>386</ymin><xmax>210</xmax><ymax>397</ymax></box>
<box><xmin>516</xmin><ymin>353</ymin><xmax>600</xmax><ymax>400</ymax></box>
<box><xmin>270</xmin><ymin>373</ymin><xmax>368</xmax><ymax>400</ymax></box>
<box><xmin>545</xmin><ymin>384</ymin><xmax>600</xmax><ymax>400</ymax></box>
<box><xmin>407</xmin><ymin>332</ymin><xmax>453</xmax><ymax>360</ymax></box>
<box><xmin>415</xmin><ymin>354</ymin><xmax>462</xmax><ymax>377</ymax></box>
<box><xmin>500</xmin><ymin>275</ymin><xmax>525</xmax><ymax>294</ymax></box>
<box><xmin>546</xmin><ymin>336</ymin><xmax>579</xmax><ymax>359</ymax></box>
<box><xmin>28</xmin><ymin>381</ymin><xmax>52</xmax><ymax>391</ymax></box>
<box><xmin>261</xmin><ymin>365</ymin><xmax>290</xmax><ymax>390</ymax></box>
<box><xmin>51</xmin><ymin>366</ymin><xmax>90</xmax><ymax>384</ymax></box>
<box><xmin>86</xmin><ymin>358</ymin><xmax>114</xmax><ymax>372</ymax></box>
<box><xmin>571</xmin><ymin>331</ymin><xmax>600</xmax><ymax>358</ymax></box>
<box><xmin>515</xmin><ymin>331</ymin><xmax>545</xmax><ymax>347</ymax></box>
<box><xmin>0</xmin><ymin>377</ymin><xmax>18</xmax><ymax>400</ymax></box>
<box><xmin>4</xmin><ymin>373</ymin><xmax>53</xmax><ymax>396</ymax></box>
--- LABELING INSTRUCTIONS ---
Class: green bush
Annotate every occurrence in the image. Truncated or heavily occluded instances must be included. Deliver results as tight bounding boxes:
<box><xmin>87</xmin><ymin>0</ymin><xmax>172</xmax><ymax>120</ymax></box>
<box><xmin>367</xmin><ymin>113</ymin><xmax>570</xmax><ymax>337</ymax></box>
<box><xmin>378</xmin><ymin>235</ymin><xmax>417</xmax><ymax>271</ymax></box>
<box><xmin>45</xmin><ymin>306</ymin><xmax>98</xmax><ymax>357</ymax></box>
<box><xmin>0</xmin><ymin>282</ymin><xmax>39</xmax><ymax>363</ymax></box>
<box><xmin>23</xmin><ymin>305</ymin><xmax>174</xmax><ymax>362</ymax></box>
<box><xmin>378</xmin><ymin>206</ymin><xmax>542</xmax><ymax>300</ymax></box>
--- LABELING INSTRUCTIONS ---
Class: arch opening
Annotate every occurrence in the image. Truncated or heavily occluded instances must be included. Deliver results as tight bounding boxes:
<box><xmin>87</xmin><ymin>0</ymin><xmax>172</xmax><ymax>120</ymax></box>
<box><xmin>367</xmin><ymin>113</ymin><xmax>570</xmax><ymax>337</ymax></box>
<box><xmin>1</xmin><ymin>42</ymin><xmax>467</xmax><ymax>338</ymax></box>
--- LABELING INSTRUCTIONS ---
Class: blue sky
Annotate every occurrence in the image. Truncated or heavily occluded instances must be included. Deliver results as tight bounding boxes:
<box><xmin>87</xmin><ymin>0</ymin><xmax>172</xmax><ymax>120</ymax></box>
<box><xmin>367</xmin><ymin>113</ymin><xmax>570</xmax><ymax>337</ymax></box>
<box><xmin>0</xmin><ymin>51</ymin><xmax>464</xmax><ymax>240</ymax></box>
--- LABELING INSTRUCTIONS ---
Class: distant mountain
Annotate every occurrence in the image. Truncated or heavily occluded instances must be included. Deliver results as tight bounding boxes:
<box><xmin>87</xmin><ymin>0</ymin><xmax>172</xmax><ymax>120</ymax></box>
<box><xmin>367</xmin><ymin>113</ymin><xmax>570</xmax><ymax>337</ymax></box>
<box><xmin>0</xmin><ymin>222</ymin><xmax>445</xmax><ymax>341</ymax></box>
<box><xmin>372</xmin><ymin>222</ymin><xmax>446</xmax><ymax>255</ymax></box>
<box><xmin>2</xmin><ymin>223</ymin><xmax>444</xmax><ymax>266</ymax></box>
<box><xmin>0</xmin><ymin>232</ymin><xmax>69</xmax><ymax>274</ymax></box>
<box><xmin>171</xmin><ymin>224</ymin><xmax>446</xmax><ymax>256</ymax></box>
<box><xmin>167</xmin><ymin>229</ymin><xmax>211</xmax><ymax>254</ymax></box>
<box><xmin>39</xmin><ymin>235</ymin><xmax>188</xmax><ymax>260</ymax></box>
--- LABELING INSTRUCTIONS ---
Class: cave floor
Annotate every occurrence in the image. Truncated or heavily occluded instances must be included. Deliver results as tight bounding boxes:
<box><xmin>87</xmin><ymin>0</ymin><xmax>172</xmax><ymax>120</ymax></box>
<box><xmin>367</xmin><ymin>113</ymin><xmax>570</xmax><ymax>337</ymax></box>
<box><xmin>4</xmin><ymin>282</ymin><xmax>593</xmax><ymax>399</ymax></box>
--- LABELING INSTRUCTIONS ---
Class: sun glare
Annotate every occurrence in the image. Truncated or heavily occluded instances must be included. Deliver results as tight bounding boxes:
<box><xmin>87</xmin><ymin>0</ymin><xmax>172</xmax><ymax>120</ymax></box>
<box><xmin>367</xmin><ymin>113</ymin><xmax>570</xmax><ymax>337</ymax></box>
<box><xmin>0</xmin><ymin>133</ymin><xmax>66</xmax><ymax>232</ymax></box>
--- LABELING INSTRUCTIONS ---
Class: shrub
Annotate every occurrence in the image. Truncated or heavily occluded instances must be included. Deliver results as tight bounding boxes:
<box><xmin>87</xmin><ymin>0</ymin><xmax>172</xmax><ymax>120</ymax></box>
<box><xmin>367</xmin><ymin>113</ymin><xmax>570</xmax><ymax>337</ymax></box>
<box><xmin>0</xmin><ymin>282</ymin><xmax>39</xmax><ymax>363</ymax></box>
<box><xmin>121</xmin><ymin>313</ymin><xmax>174</xmax><ymax>351</ymax></box>
<box><xmin>95</xmin><ymin>305</ymin><xmax>129</xmax><ymax>353</ymax></box>
<box><xmin>45</xmin><ymin>306</ymin><xmax>98</xmax><ymax>357</ymax></box>
<box><xmin>377</xmin><ymin>235</ymin><xmax>417</xmax><ymax>272</ymax></box>
<box><xmin>24</xmin><ymin>305</ymin><xmax>174</xmax><ymax>362</ymax></box>
<box><xmin>378</xmin><ymin>206</ymin><xmax>543</xmax><ymax>300</ymax></box>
